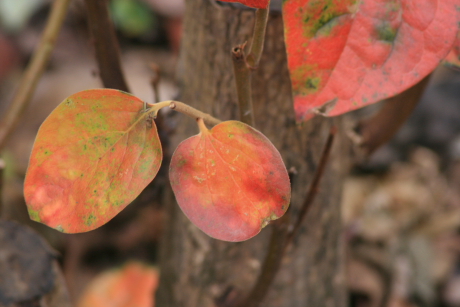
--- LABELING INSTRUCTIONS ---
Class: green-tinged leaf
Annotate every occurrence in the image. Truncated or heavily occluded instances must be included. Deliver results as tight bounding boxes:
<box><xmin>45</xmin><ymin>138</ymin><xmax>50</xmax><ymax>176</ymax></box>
<box><xmin>170</xmin><ymin>120</ymin><xmax>290</xmax><ymax>242</ymax></box>
<box><xmin>24</xmin><ymin>89</ymin><xmax>162</xmax><ymax>233</ymax></box>
<box><xmin>283</xmin><ymin>0</ymin><xmax>460</xmax><ymax>121</ymax></box>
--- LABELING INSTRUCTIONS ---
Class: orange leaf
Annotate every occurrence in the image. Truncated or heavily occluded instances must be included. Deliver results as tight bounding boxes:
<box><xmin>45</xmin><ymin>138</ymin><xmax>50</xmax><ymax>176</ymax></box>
<box><xmin>77</xmin><ymin>262</ymin><xmax>159</xmax><ymax>307</ymax></box>
<box><xmin>24</xmin><ymin>89</ymin><xmax>162</xmax><ymax>233</ymax></box>
<box><xmin>170</xmin><ymin>120</ymin><xmax>290</xmax><ymax>242</ymax></box>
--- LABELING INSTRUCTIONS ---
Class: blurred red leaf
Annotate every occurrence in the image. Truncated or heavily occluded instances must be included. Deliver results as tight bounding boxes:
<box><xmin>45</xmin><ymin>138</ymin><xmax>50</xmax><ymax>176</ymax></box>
<box><xmin>24</xmin><ymin>89</ymin><xmax>162</xmax><ymax>233</ymax></box>
<box><xmin>77</xmin><ymin>262</ymin><xmax>159</xmax><ymax>307</ymax></box>
<box><xmin>170</xmin><ymin>120</ymin><xmax>290</xmax><ymax>242</ymax></box>
<box><xmin>283</xmin><ymin>0</ymin><xmax>460</xmax><ymax>121</ymax></box>
<box><xmin>218</xmin><ymin>0</ymin><xmax>268</xmax><ymax>9</ymax></box>
<box><xmin>444</xmin><ymin>30</ymin><xmax>460</xmax><ymax>69</ymax></box>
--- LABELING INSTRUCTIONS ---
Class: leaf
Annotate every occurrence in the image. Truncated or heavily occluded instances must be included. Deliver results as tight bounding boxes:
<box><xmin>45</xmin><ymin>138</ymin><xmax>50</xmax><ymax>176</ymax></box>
<box><xmin>77</xmin><ymin>262</ymin><xmax>159</xmax><ymax>307</ymax></box>
<box><xmin>218</xmin><ymin>0</ymin><xmax>268</xmax><ymax>9</ymax></box>
<box><xmin>283</xmin><ymin>0</ymin><xmax>460</xmax><ymax>121</ymax></box>
<box><xmin>169</xmin><ymin>120</ymin><xmax>290</xmax><ymax>242</ymax></box>
<box><xmin>24</xmin><ymin>89</ymin><xmax>162</xmax><ymax>233</ymax></box>
<box><xmin>443</xmin><ymin>30</ymin><xmax>460</xmax><ymax>69</ymax></box>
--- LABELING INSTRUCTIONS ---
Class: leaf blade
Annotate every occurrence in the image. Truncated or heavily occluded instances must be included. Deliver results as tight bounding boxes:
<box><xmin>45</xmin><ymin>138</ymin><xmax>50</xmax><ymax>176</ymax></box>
<box><xmin>24</xmin><ymin>89</ymin><xmax>162</xmax><ymax>233</ymax></box>
<box><xmin>283</xmin><ymin>0</ymin><xmax>460</xmax><ymax>121</ymax></box>
<box><xmin>170</xmin><ymin>120</ymin><xmax>290</xmax><ymax>242</ymax></box>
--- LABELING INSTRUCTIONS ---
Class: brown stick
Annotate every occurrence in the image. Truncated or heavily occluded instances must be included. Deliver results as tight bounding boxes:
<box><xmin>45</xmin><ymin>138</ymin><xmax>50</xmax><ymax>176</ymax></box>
<box><xmin>355</xmin><ymin>75</ymin><xmax>431</xmax><ymax>155</ymax></box>
<box><xmin>0</xmin><ymin>0</ymin><xmax>71</xmax><ymax>151</ymax></box>
<box><xmin>246</xmin><ymin>7</ymin><xmax>269</xmax><ymax>69</ymax></box>
<box><xmin>237</xmin><ymin>128</ymin><xmax>336</xmax><ymax>307</ymax></box>
<box><xmin>0</xmin><ymin>158</ymin><xmax>4</xmax><ymax>217</ymax></box>
<box><xmin>84</xmin><ymin>0</ymin><xmax>130</xmax><ymax>92</ymax></box>
<box><xmin>232</xmin><ymin>44</ymin><xmax>254</xmax><ymax>125</ymax></box>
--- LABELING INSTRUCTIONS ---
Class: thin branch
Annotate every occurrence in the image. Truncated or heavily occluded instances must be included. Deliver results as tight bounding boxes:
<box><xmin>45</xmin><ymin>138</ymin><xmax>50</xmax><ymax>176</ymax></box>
<box><xmin>246</xmin><ymin>6</ymin><xmax>269</xmax><ymax>69</ymax></box>
<box><xmin>149</xmin><ymin>63</ymin><xmax>161</xmax><ymax>104</ymax></box>
<box><xmin>232</xmin><ymin>44</ymin><xmax>254</xmax><ymax>125</ymax></box>
<box><xmin>168</xmin><ymin>101</ymin><xmax>222</xmax><ymax>126</ymax></box>
<box><xmin>354</xmin><ymin>74</ymin><xmax>431</xmax><ymax>156</ymax></box>
<box><xmin>0</xmin><ymin>0</ymin><xmax>71</xmax><ymax>151</ymax></box>
<box><xmin>0</xmin><ymin>158</ymin><xmax>4</xmax><ymax>217</ymax></box>
<box><xmin>84</xmin><ymin>0</ymin><xmax>130</xmax><ymax>92</ymax></box>
<box><xmin>287</xmin><ymin>127</ymin><xmax>336</xmax><ymax>242</ymax></box>
<box><xmin>232</xmin><ymin>3</ymin><xmax>269</xmax><ymax>126</ymax></box>
<box><xmin>237</xmin><ymin>128</ymin><xmax>336</xmax><ymax>307</ymax></box>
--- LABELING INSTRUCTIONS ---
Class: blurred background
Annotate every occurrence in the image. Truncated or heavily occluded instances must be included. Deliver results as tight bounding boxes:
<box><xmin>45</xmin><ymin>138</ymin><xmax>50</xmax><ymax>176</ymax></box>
<box><xmin>0</xmin><ymin>1</ymin><xmax>460</xmax><ymax>307</ymax></box>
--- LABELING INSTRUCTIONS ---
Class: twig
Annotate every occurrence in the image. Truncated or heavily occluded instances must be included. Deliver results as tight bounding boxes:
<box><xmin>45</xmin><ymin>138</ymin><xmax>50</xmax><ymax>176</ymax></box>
<box><xmin>231</xmin><ymin>2</ymin><xmax>270</xmax><ymax>126</ymax></box>
<box><xmin>246</xmin><ymin>7</ymin><xmax>269</xmax><ymax>69</ymax></box>
<box><xmin>146</xmin><ymin>101</ymin><xmax>222</xmax><ymax>127</ymax></box>
<box><xmin>149</xmin><ymin>63</ymin><xmax>161</xmax><ymax>104</ymax></box>
<box><xmin>237</xmin><ymin>128</ymin><xmax>336</xmax><ymax>307</ymax></box>
<box><xmin>0</xmin><ymin>0</ymin><xmax>71</xmax><ymax>151</ymax></box>
<box><xmin>168</xmin><ymin>101</ymin><xmax>222</xmax><ymax>126</ymax></box>
<box><xmin>84</xmin><ymin>0</ymin><xmax>130</xmax><ymax>92</ymax></box>
<box><xmin>354</xmin><ymin>74</ymin><xmax>431</xmax><ymax>155</ymax></box>
<box><xmin>287</xmin><ymin>127</ymin><xmax>336</xmax><ymax>242</ymax></box>
<box><xmin>232</xmin><ymin>44</ymin><xmax>254</xmax><ymax>125</ymax></box>
<box><xmin>0</xmin><ymin>158</ymin><xmax>4</xmax><ymax>217</ymax></box>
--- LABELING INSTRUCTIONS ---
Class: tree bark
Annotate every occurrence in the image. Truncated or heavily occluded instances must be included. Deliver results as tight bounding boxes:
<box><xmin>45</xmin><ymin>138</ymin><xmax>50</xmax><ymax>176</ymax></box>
<box><xmin>157</xmin><ymin>0</ymin><xmax>350</xmax><ymax>306</ymax></box>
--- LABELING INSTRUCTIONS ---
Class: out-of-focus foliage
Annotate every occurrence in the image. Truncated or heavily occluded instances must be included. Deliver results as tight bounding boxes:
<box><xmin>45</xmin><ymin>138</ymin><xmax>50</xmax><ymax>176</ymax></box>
<box><xmin>110</xmin><ymin>0</ymin><xmax>157</xmax><ymax>38</ymax></box>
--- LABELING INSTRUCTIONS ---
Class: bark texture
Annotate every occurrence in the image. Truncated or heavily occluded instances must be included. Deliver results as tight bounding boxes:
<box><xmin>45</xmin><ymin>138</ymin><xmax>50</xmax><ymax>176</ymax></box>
<box><xmin>157</xmin><ymin>1</ymin><xmax>350</xmax><ymax>306</ymax></box>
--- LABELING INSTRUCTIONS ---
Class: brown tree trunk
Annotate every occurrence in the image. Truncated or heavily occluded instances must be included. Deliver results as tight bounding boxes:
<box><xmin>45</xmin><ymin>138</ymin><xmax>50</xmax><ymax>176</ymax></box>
<box><xmin>157</xmin><ymin>0</ymin><xmax>350</xmax><ymax>306</ymax></box>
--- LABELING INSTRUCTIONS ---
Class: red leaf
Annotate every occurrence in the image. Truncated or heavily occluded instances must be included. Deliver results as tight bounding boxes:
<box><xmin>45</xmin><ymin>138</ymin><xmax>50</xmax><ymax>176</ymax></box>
<box><xmin>169</xmin><ymin>120</ymin><xmax>290</xmax><ymax>242</ymax></box>
<box><xmin>24</xmin><ymin>89</ymin><xmax>162</xmax><ymax>233</ymax></box>
<box><xmin>283</xmin><ymin>0</ymin><xmax>460</xmax><ymax>121</ymax></box>
<box><xmin>444</xmin><ymin>30</ymin><xmax>460</xmax><ymax>69</ymax></box>
<box><xmin>218</xmin><ymin>0</ymin><xmax>268</xmax><ymax>9</ymax></box>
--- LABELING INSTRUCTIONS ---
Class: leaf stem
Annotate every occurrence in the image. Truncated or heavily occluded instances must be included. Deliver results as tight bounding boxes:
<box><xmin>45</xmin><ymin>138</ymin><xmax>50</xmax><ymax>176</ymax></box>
<box><xmin>84</xmin><ymin>0</ymin><xmax>130</xmax><ymax>92</ymax></box>
<box><xmin>237</xmin><ymin>127</ymin><xmax>336</xmax><ymax>307</ymax></box>
<box><xmin>197</xmin><ymin>118</ymin><xmax>210</xmax><ymax>134</ymax></box>
<box><xmin>0</xmin><ymin>0</ymin><xmax>71</xmax><ymax>151</ymax></box>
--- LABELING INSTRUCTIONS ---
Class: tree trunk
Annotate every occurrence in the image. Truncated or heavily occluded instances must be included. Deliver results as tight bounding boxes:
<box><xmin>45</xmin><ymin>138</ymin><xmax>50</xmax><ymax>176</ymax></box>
<box><xmin>157</xmin><ymin>0</ymin><xmax>350</xmax><ymax>306</ymax></box>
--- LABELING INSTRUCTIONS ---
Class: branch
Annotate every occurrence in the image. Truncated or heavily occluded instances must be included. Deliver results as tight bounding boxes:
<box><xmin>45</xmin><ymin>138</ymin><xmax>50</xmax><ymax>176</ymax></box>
<box><xmin>0</xmin><ymin>158</ymin><xmax>4</xmax><ymax>217</ymax></box>
<box><xmin>0</xmin><ymin>0</ymin><xmax>71</xmax><ymax>151</ymax></box>
<box><xmin>147</xmin><ymin>101</ymin><xmax>222</xmax><ymax>127</ymax></box>
<box><xmin>232</xmin><ymin>45</ymin><xmax>254</xmax><ymax>125</ymax></box>
<box><xmin>246</xmin><ymin>7</ymin><xmax>269</xmax><ymax>69</ymax></box>
<box><xmin>84</xmin><ymin>0</ymin><xmax>130</xmax><ymax>92</ymax></box>
<box><xmin>237</xmin><ymin>128</ymin><xmax>336</xmax><ymax>307</ymax></box>
<box><xmin>232</xmin><ymin>3</ymin><xmax>270</xmax><ymax>126</ymax></box>
<box><xmin>354</xmin><ymin>74</ymin><xmax>431</xmax><ymax>156</ymax></box>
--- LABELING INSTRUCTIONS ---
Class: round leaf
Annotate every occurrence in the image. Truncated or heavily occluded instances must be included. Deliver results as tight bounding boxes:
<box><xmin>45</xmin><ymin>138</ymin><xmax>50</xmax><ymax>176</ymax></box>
<box><xmin>24</xmin><ymin>89</ymin><xmax>162</xmax><ymax>233</ymax></box>
<box><xmin>283</xmin><ymin>0</ymin><xmax>460</xmax><ymax>121</ymax></box>
<box><xmin>169</xmin><ymin>120</ymin><xmax>290</xmax><ymax>242</ymax></box>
